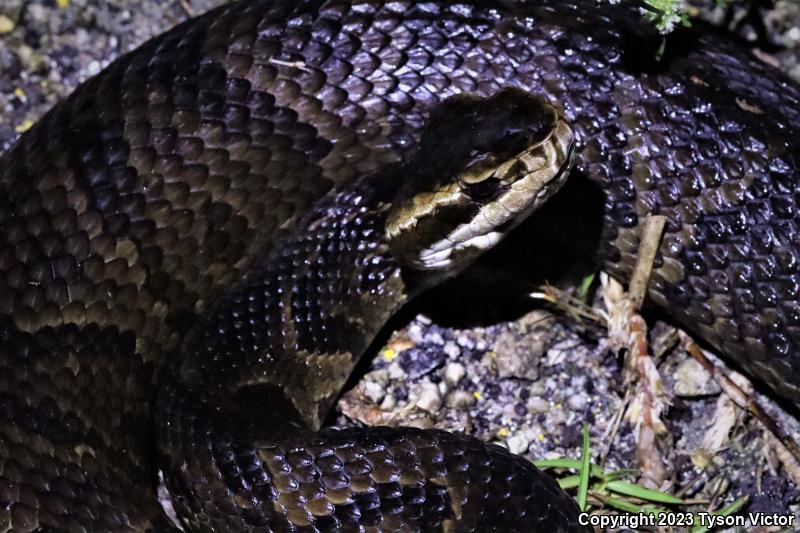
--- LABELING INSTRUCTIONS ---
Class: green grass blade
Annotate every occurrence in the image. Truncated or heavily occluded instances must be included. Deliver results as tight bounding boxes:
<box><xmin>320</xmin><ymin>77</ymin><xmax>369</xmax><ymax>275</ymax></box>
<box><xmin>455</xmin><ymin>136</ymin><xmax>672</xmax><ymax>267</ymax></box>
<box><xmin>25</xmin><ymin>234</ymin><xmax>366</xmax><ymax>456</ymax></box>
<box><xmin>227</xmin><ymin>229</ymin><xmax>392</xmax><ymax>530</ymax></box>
<box><xmin>577</xmin><ymin>424</ymin><xmax>591</xmax><ymax>511</ymax></box>
<box><xmin>533</xmin><ymin>458</ymin><xmax>584</xmax><ymax>469</ymax></box>
<box><xmin>578</xmin><ymin>273</ymin><xmax>596</xmax><ymax>299</ymax></box>
<box><xmin>556</xmin><ymin>474</ymin><xmax>581</xmax><ymax>490</ymax></box>
<box><xmin>606</xmin><ymin>480</ymin><xmax>684</xmax><ymax>504</ymax></box>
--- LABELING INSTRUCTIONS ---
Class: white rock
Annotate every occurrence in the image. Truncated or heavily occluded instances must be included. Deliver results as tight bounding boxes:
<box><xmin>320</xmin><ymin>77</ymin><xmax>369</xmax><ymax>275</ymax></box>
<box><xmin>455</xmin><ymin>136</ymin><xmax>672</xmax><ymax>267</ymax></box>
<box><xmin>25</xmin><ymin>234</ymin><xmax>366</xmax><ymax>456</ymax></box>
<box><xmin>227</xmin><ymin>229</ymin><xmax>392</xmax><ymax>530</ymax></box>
<box><xmin>506</xmin><ymin>434</ymin><xmax>530</xmax><ymax>455</ymax></box>
<box><xmin>443</xmin><ymin>341</ymin><xmax>460</xmax><ymax>359</ymax></box>
<box><xmin>408</xmin><ymin>324</ymin><xmax>425</xmax><ymax>343</ymax></box>
<box><xmin>415</xmin><ymin>383</ymin><xmax>442</xmax><ymax>414</ymax></box>
<box><xmin>527</xmin><ymin>397</ymin><xmax>549</xmax><ymax>413</ymax></box>
<box><xmin>87</xmin><ymin>60</ymin><xmax>102</xmax><ymax>76</ymax></box>
<box><xmin>380</xmin><ymin>394</ymin><xmax>396</xmax><ymax>411</ymax></box>
<box><xmin>387</xmin><ymin>363</ymin><xmax>406</xmax><ymax>380</ymax></box>
<box><xmin>567</xmin><ymin>394</ymin><xmax>587</xmax><ymax>411</ymax></box>
<box><xmin>362</xmin><ymin>381</ymin><xmax>385</xmax><ymax>404</ymax></box>
<box><xmin>444</xmin><ymin>362</ymin><xmax>465</xmax><ymax>386</ymax></box>
<box><xmin>456</xmin><ymin>335</ymin><xmax>474</xmax><ymax>349</ymax></box>
<box><xmin>674</xmin><ymin>357</ymin><xmax>720</xmax><ymax>397</ymax></box>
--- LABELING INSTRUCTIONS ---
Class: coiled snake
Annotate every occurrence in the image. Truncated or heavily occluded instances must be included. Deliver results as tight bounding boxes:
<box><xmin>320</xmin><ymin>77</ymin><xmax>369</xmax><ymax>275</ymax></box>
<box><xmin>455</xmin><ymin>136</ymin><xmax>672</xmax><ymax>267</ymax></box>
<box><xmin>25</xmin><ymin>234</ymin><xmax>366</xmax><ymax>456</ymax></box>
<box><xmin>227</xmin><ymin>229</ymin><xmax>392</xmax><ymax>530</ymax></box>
<box><xmin>2</xmin><ymin>0</ymin><xmax>800</xmax><ymax>531</ymax></box>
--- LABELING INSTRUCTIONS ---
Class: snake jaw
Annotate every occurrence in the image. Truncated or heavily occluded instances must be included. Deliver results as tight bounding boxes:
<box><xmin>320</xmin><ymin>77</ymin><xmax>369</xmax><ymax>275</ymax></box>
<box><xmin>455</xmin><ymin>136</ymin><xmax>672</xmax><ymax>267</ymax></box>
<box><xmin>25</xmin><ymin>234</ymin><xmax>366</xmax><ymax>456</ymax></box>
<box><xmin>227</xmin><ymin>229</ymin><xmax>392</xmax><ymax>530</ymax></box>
<box><xmin>418</xmin><ymin>231</ymin><xmax>505</xmax><ymax>269</ymax></box>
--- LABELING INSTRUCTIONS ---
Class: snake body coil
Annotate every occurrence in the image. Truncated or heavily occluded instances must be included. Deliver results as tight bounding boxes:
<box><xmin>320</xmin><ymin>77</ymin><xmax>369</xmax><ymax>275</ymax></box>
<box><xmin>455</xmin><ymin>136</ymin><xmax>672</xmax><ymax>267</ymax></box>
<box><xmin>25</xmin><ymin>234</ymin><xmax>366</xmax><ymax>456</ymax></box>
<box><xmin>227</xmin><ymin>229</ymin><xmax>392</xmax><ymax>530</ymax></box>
<box><xmin>2</xmin><ymin>0</ymin><xmax>800</xmax><ymax>531</ymax></box>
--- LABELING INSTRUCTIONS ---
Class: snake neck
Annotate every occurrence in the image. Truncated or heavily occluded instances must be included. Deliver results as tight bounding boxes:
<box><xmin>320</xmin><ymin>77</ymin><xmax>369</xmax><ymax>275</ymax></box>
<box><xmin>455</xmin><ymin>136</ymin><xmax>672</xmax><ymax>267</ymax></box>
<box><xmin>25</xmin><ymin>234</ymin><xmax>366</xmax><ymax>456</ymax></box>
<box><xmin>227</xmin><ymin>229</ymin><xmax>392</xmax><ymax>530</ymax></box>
<box><xmin>162</xmin><ymin>173</ymin><xmax>412</xmax><ymax>432</ymax></box>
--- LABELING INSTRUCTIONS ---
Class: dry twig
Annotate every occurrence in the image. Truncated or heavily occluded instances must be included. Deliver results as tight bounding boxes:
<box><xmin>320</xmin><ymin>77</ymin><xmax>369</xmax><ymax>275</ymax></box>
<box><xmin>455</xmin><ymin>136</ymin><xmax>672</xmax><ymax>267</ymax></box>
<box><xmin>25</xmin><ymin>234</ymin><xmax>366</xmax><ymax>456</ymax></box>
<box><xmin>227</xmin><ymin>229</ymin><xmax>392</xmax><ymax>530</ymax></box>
<box><xmin>683</xmin><ymin>335</ymin><xmax>800</xmax><ymax>465</ymax></box>
<box><xmin>178</xmin><ymin>0</ymin><xmax>194</xmax><ymax>17</ymax></box>
<box><xmin>603</xmin><ymin>216</ymin><xmax>669</xmax><ymax>488</ymax></box>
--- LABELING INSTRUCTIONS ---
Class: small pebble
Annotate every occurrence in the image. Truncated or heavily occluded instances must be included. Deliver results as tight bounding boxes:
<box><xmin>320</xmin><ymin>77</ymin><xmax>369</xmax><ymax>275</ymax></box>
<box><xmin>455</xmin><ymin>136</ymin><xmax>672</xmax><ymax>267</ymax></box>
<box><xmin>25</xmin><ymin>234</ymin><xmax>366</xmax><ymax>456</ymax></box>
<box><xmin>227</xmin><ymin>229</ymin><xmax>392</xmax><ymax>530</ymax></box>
<box><xmin>506</xmin><ymin>434</ymin><xmax>530</xmax><ymax>455</ymax></box>
<box><xmin>529</xmin><ymin>381</ymin><xmax>546</xmax><ymax>396</ymax></box>
<box><xmin>415</xmin><ymin>383</ymin><xmax>442</xmax><ymax>414</ymax></box>
<box><xmin>362</xmin><ymin>381</ymin><xmax>384</xmax><ymax>404</ymax></box>
<box><xmin>400</xmin><ymin>345</ymin><xmax>445</xmax><ymax>379</ymax></box>
<box><xmin>16</xmin><ymin>44</ymin><xmax>45</xmax><ymax>72</ymax></box>
<box><xmin>456</xmin><ymin>334</ymin><xmax>474</xmax><ymax>349</ymax></box>
<box><xmin>0</xmin><ymin>15</ymin><xmax>15</xmax><ymax>34</ymax></box>
<box><xmin>86</xmin><ymin>60</ymin><xmax>102</xmax><ymax>76</ymax></box>
<box><xmin>567</xmin><ymin>394</ymin><xmax>587</xmax><ymax>411</ymax></box>
<box><xmin>387</xmin><ymin>363</ymin><xmax>406</xmax><ymax>380</ymax></box>
<box><xmin>445</xmin><ymin>390</ymin><xmax>475</xmax><ymax>410</ymax></box>
<box><xmin>674</xmin><ymin>357</ymin><xmax>721</xmax><ymax>397</ymax></box>
<box><xmin>380</xmin><ymin>394</ymin><xmax>396</xmax><ymax>411</ymax></box>
<box><xmin>494</xmin><ymin>343</ymin><xmax>543</xmax><ymax>381</ymax></box>
<box><xmin>443</xmin><ymin>341</ymin><xmax>460</xmax><ymax>359</ymax></box>
<box><xmin>408</xmin><ymin>323</ymin><xmax>425</xmax><ymax>343</ymax></box>
<box><xmin>444</xmin><ymin>362</ymin><xmax>465</xmax><ymax>386</ymax></box>
<box><xmin>527</xmin><ymin>397</ymin><xmax>549</xmax><ymax>413</ymax></box>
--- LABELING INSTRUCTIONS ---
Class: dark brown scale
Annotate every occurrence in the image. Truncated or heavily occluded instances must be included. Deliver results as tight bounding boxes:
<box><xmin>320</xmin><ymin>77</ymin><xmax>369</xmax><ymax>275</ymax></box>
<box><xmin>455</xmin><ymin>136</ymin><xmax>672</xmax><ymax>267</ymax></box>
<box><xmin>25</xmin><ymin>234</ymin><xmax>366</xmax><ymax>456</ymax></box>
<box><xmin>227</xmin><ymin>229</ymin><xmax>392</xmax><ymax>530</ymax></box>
<box><xmin>2</xmin><ymin>0</ymin><xmax>800</xmax><ymax>530</ymax></box>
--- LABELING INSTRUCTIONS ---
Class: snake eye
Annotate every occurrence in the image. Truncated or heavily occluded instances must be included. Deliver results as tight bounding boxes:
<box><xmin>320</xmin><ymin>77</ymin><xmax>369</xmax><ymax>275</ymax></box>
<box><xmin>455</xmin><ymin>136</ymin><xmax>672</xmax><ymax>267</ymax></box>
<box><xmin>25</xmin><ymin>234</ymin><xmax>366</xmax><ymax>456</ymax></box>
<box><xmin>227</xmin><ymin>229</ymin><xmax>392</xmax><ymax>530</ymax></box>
<box><xmin>461</xmin><ymin>177</ymin><xmax>503</xmax><ymax>202</ymax></box>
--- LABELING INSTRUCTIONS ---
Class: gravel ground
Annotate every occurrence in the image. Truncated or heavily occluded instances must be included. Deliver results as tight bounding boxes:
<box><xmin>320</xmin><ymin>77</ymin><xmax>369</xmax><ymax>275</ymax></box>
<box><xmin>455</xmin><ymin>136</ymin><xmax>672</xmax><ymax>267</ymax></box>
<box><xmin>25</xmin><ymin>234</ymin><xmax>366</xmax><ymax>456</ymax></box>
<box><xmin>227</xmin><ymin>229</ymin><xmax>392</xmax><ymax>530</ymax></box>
<box><xmin>2</xmin><ymin>1</ymin><xmax>800</xmax><ymax>531</ymax></box>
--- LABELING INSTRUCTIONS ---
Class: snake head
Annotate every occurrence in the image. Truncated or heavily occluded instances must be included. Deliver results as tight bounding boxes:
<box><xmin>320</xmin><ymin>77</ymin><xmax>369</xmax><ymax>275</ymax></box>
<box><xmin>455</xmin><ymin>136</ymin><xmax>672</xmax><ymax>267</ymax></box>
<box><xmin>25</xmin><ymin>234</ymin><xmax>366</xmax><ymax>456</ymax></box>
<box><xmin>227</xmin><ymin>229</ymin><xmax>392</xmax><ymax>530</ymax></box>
<box><xmin>386</xmin><ymin>87</ymin><xmax>575</xmax><ymax>275</ymax></box>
